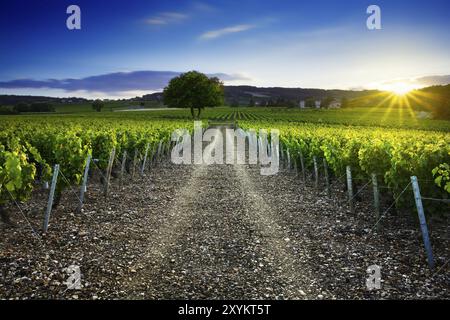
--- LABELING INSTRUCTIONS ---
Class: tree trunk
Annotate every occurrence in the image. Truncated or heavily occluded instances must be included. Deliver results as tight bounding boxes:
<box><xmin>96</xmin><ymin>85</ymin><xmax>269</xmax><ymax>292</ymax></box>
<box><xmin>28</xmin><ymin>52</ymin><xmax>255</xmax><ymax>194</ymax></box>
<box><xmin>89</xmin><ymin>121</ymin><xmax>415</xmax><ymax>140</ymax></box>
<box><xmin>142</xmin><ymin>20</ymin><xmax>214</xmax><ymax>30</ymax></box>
<box><xmin>190</xmin><ymin>107</ymin><xmax>195</xmax><ymax>119</ymax></box>
<box><xmin>196</xmin><ymin>107</ymin><xmax>202</xmax><ymax>119</ymax></box>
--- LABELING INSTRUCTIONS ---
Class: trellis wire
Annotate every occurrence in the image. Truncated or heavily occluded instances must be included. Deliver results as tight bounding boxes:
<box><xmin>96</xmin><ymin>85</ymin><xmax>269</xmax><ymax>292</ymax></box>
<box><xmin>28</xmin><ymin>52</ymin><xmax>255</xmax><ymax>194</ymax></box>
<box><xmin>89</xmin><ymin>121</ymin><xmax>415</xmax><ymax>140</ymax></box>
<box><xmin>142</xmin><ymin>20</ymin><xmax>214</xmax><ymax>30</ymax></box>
<box><xmin>6</xmin><ymin>189</ymin><xmax>42</xmax><ymax>241</ymax></box>
<box><xmin>59</xmin><ymin>168</ymin><xmax>83</xmax><ymax>206</ymax></box>
<box><xmin>344</xmin><ymin>180</ymin><xmax>372</xmax><ymax>205</ymax></box>
<box><xmin>421</xmin><ymin>197</ymin><xmax>450</xmax><ymax>204</ymax></box>
<box><xmin>367</xmin><ymin>181</ymin><xmax>412</xmax><ymax>235</ymax></box>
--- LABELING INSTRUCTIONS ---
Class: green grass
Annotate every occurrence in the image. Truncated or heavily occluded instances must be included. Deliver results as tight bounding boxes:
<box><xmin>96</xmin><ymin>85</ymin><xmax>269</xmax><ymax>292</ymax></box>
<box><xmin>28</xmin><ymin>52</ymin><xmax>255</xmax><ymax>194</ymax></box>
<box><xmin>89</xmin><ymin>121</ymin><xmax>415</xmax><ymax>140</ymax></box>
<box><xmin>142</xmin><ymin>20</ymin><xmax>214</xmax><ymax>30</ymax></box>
<box><xmin>53</xmin><ymin>101</ymin><xmax>132</xmax><ymax>113</ymax></box>
<box><xmin>10</xmin><ymin>100</ymin><xmax>165</xmax><ymax>113</ymax></box>
<box><xmin>3</xmin><ymin>104</ymin><xmax>449</xmax><ymax>132</ymax></box>
<box><xmin>108</xmin><ymin>106</ymin><xmax>450</xmax><ymax>131</ymax></box>
<box><xmin>235</xmin><ymin>107</ymin><xmax>450</xmax><ymax>131</ymax></box>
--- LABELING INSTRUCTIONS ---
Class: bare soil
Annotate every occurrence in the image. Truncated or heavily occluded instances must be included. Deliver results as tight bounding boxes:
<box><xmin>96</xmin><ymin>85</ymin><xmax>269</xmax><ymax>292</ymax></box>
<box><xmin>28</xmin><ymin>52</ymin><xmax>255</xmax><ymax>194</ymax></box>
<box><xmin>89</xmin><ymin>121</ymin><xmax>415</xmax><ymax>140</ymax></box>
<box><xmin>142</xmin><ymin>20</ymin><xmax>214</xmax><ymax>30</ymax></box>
<box><xmin>0</xmin><ymin>133</ymin><xmax>448</xmax><ymax>300</ymax></box>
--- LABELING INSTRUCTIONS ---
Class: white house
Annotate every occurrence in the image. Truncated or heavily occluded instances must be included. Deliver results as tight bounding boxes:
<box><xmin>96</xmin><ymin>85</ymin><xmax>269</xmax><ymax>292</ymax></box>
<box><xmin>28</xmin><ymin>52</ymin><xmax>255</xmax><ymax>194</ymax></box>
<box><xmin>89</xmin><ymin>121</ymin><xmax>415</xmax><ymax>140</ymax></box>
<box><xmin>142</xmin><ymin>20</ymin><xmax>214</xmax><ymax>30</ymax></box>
<box><xmin>315</xmin><ymin>100</ymin><xmax>321</xmax><ymax>109</ymax></box>
<box><xmin>329</xmin><ymin>100</ymin><xmax>342</xmax><ymax>108</ymax></box>
<box><xmin>299</xmin><ymin>100</ymin><xmax>305</xmax><ymax>108</ymax></box>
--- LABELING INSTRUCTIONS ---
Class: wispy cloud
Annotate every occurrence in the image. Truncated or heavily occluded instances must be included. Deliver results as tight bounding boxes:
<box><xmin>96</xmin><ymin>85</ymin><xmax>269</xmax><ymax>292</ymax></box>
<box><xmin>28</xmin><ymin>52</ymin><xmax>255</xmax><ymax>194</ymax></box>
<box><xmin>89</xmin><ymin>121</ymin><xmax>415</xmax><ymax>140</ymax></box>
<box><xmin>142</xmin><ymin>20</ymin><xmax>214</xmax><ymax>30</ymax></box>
<box><xmin>414</xmin><ymin>75</ymin><xmax>450</xmax><ymax>86</ymax></box>
<box><xmin>199</xmin><ymin>24</ymin><xmax>256</xmax><ymax>40</ymax></box>
<box><xmin>373</xmin><ymin>75</ymin><xmax>450</xmax><ymax>89</ymax></box>
<box><xmin>0</xmin><ymin>71</ymin><xmax>249</xmax><ymax>93</ymax></box>
<box><xmin>192</xmin><ymin>2</ymin><xmax>217</xmax><ymax>13</ymax></box>
<box><xmin>145</xmin><ymin>12</ymin><xmax>188</xmax><ymax>25</ymax></box>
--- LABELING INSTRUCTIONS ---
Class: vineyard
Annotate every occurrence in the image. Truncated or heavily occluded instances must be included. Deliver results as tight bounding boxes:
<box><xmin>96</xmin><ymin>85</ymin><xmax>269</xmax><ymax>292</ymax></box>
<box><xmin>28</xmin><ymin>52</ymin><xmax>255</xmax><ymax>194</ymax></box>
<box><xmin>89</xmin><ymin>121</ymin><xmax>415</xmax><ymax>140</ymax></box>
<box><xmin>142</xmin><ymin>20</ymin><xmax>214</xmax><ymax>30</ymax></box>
<box><xmin>0</xmin><ymin>107</ymin><xmax>449</xmax><ymax>300</ymax></box>
<box><xmin>0</xmin><ymin>117</ymin><xmax>192</xmax><ymax>216</ymax></box>
<box><xmin>122</xmin><ymin>106</ymin><xmax>450</xmax><ymax>131</ymax></box>
<box><xmin>2</xmin><ymin>0</ymin><xmax>450</xmax><ymax>307</ymax></box>
<box><xmin>239</xmin><ymin>121</ymin><xmax>450</xmax><ymax>213</ymax></box>
<box><xmin>5</xmin><ymin>110</ymin><xmax>448</xmax><ymax>214</ymax></box>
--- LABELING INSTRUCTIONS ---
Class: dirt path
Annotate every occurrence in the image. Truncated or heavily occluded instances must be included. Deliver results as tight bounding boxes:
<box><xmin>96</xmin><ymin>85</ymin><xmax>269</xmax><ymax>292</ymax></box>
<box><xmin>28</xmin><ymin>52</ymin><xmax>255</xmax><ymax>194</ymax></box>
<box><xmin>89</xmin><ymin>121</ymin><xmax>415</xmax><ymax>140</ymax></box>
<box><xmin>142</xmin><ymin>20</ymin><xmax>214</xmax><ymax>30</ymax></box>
<box><xmin>125</xmin><ymin>162</ymin><xmax>314</xmax><ymax>299</ymax></box>
<box><xmin>123</xmin><ymin>128</ymin><xmax>315</xmax><ymax>299</ymax></box>
<box><xmin>120</xmin><ymin>127</ymin><xmax>448</xmax><ymax>299</ymax></box>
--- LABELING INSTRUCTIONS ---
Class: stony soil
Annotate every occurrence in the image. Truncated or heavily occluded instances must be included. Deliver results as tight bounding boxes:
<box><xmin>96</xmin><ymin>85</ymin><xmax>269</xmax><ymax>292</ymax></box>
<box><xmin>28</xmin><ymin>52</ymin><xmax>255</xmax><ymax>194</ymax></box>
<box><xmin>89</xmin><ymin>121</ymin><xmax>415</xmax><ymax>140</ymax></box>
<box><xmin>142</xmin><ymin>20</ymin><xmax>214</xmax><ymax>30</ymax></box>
<box><xmin>0</xmin><ymin>132</ymin><xmax>448</xmax><ymax>300</ymax></box>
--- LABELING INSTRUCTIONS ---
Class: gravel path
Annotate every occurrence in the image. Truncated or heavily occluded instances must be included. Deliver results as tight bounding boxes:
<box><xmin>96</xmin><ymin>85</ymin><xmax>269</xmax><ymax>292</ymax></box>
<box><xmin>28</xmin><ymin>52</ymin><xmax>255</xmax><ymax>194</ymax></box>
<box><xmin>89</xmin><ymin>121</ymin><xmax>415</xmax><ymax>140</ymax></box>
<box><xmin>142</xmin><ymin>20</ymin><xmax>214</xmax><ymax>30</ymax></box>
<box><xmin>0</xmin><ymin>128</ymin><xmax>449</xmax><ymax>300</ymax></box>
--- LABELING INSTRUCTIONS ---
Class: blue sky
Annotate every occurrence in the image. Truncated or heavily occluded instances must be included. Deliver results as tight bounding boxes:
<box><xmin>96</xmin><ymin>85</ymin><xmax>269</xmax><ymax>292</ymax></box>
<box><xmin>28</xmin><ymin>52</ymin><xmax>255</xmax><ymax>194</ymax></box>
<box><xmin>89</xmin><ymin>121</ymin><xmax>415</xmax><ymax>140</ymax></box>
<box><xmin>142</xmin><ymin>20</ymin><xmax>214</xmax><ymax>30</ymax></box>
<box><xmin>1</xmin><ymin>0</ymin><xmax>449</xmax><ymax>98</ymax></box>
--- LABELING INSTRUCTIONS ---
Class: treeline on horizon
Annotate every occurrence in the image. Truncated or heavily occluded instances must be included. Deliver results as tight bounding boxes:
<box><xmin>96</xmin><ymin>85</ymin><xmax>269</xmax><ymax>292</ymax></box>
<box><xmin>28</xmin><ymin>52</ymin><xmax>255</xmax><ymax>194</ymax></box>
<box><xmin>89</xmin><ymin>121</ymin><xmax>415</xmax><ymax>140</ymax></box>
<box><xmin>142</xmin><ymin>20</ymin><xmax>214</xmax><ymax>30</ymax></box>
<box><xmin>0</xmin><ymin>102</ymin><xmax>56</xmax><ymax>114</ymax></box>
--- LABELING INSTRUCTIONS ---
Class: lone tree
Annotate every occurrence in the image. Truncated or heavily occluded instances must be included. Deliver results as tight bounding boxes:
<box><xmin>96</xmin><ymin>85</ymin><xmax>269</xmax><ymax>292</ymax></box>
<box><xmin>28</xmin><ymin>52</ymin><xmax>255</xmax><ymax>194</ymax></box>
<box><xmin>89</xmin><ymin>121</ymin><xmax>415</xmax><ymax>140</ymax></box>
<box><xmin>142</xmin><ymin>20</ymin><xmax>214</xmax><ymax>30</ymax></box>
<box><xmin>163</xmin><ymin>71</ymin><xmax>224</xmax><ymax>119</ymax></box>
<box><xmin>92</xmin><ymin>99</ymin><xmax>104</xmax><ymax>112</ymax></box>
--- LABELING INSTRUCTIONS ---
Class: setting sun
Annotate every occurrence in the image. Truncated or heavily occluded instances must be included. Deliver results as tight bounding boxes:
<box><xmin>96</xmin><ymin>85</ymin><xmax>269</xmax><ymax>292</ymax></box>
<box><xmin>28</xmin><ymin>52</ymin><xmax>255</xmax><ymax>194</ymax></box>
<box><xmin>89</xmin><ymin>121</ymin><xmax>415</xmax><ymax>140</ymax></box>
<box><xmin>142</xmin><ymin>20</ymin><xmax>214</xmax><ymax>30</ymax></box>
<box><xmin>378</xmin><ymin>82</ymin><xmax>420</xmax><ymax>96</ymax></box>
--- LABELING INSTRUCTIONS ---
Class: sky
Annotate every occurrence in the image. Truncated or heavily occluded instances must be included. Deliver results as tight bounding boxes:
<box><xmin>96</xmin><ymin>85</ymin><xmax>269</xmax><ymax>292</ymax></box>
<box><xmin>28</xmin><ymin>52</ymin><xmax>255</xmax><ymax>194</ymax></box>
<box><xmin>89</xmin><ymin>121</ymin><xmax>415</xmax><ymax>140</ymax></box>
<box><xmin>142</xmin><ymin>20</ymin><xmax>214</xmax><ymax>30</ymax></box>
<box><xmin>1</xmin><ymin>0</ymin><xmax>450</xmax><ymax>98</ymax></box>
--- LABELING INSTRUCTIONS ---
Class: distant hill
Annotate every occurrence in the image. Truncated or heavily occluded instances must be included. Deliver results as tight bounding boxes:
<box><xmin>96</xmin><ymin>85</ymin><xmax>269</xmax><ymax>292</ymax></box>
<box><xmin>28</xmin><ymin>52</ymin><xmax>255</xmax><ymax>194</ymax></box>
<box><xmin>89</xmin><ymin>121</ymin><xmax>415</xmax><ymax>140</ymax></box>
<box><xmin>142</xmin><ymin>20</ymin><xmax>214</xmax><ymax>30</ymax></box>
<box><xmin>0</xmin><ymin>95</ymin><xmax>88</xmax><ymax>106</ymax></box>
<box><xmin>225</xmin><ymin>86</ymin><xmax>382</xmax><ymax>106</ymax></box>
<box><xmin>141</xmin><ymin>86</ymin><xmax>381</xmax><ymax>106</ymax></box>
<box><xmin>2</xmin><ymin>84</ymin><xmax>449</xmax><ymax>119</ymax></box>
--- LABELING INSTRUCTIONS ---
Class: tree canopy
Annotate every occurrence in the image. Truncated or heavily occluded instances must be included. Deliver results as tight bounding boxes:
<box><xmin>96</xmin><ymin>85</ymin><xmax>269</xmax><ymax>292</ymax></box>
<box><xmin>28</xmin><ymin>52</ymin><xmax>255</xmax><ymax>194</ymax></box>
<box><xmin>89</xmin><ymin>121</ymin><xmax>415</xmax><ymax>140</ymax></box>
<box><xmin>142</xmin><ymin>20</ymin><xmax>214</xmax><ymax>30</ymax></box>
<box><xmin>92</xmin><ymin>99</ymin><xmax>104</xmax><ymax>112</ymax></box>
<box><xmin>163</xmin><ymin>71</ymin><xmax>224</xmax><ymax>118</ymax></box>
<box><xmin>13</xmin><ymin>102</ymin><xmax>55</xmax><ymax>113</ymax></box>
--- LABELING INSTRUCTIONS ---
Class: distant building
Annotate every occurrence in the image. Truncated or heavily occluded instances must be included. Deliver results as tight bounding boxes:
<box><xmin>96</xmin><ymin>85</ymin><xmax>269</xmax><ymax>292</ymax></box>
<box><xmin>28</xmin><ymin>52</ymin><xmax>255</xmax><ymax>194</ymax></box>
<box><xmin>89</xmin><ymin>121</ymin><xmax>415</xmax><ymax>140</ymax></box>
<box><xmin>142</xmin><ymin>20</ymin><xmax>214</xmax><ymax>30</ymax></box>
<box><xmin>329</xmin><ymin>100</ymin><xmax>342</xmax><ymax>108</ymax></box>
<box><xmin>315</xmin><ymin>100</ymin><xmax>321</xmax><ymax>109</ymax></box>
<box><xmin>126</xmin><ymin>105</ymin><xmax>144</xmax><ymax>110</ymax></box>
<box><xmin>416</xmin><ymin>111</ymin><xmax>432</xmax><ymax>119</ymax></box>
<box><xmin>299</xmin><ymin>100</ymin><xmax>305</xmax><ymax>108</ymax></box>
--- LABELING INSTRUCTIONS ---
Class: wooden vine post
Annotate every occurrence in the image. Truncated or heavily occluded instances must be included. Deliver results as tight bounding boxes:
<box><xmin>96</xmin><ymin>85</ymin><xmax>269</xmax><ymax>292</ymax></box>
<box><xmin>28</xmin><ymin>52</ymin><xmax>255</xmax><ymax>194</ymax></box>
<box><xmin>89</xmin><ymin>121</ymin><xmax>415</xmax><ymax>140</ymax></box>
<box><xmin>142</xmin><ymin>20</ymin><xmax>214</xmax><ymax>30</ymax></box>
<box><xmin>104</xmin><ymin>148</ymin><xmax>116</xmax><ymax>197</ymax></box>
<box><xmin>141</xmin><ymin>143</ymin><xmax>150</xmax><ymax>175</ymax></box>
<box><xmin>411</xmin><ymin>176</ymin><xmax>435</xmax><ymax>269</ymax></box>
<box><xmin>323</xmin><ymin>158</ymin><xmax>330</xmax><ymax>196</ymax></box>
<box><xmin>313</xmin><ymin>156</ymin><xmax>319</xmax><ymax>191</ymax></box>
<box><xmin>120</xmin><ymin>151</ymin><xmax>127</xmax><ymax>187</ymax></box>
<box><xmin>43</xmin><ymin>164</ymin><xmax>59</xmax><ymax>233</ymax></box>
<box><xmin>371</xmin><ymin>173</ymin><xmax>381</xmax><ymax>230</ymax></box>
<box><xmin>77</xmin><ymin>154</ymin><xmax>91</xmax><ymax>213</ymax></box>
<box><xmin>346</xmin><ymin>165</ymin><xmax>354</xmax><ymax>213</ymax></box>
<box><xmin>132</xmin><ymin>149</ymin><xmax>138</xmax><ymax>178</ymax></box>
<box><xmin>299</xmin><ymin>150</ymin><xmax>306</xmax><ymax>182</ymax></box>
<box><xmin>286</xmin><ymin>148</ymin><xmax>291</xmax><ymax>171</ymax></box>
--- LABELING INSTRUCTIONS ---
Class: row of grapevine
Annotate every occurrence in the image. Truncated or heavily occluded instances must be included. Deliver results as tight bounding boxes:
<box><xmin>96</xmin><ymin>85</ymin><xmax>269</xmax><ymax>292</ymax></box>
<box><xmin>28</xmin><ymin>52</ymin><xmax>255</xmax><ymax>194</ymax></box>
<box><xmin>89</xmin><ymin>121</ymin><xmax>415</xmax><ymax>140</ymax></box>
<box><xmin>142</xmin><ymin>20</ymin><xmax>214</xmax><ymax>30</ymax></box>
<box><xmin>0</xmin><ymin>118</ymin><xmax>193</xmax><ymax>209</ymax></box>
<box><xmin>239</xmin><ymin>120</ymin><xmax>450</xmax><ymax>214</ymax></box>
<box><xmin>215</xmin><ymin>111</ymin><xmax>266</xmax><ymax>121</ymax></box>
